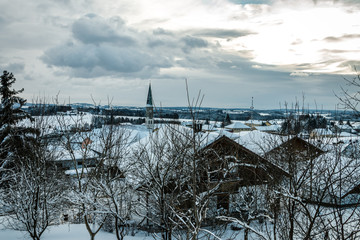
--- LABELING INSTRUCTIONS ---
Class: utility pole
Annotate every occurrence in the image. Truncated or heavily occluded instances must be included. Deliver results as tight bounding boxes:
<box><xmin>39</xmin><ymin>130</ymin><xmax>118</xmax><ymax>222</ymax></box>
<box><xmin>250</xmin><ymin>97</ymin><xmax>254</xmax><ymax>130</ymax></box>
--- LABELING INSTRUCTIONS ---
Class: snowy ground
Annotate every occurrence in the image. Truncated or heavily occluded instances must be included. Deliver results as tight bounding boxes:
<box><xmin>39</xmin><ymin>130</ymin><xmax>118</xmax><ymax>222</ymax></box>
<box><xmin>0</xmin><ymin>222</ymin><xmax>246</xmax><ymax>240</ymax></box>
<box><xmin>0</xmin><ymin>223</ymin><xmax>154</xmax><ymax>240</ymax></box>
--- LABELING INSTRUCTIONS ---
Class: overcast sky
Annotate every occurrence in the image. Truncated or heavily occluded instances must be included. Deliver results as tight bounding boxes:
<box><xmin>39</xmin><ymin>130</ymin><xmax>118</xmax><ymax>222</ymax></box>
<box><xmin>0</xmin><ymin>0</ymin><xmax>359</xmax><ymax>109</ymax></box>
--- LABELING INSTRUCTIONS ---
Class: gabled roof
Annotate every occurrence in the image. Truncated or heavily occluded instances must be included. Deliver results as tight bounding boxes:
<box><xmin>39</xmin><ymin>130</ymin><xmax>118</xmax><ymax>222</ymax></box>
<box><xmin>266</xmin><ymin>136</ymin><xmax>325</xmax><ymax>157</ymax></box>
<box><xmin>202</xmin><ymin>135</ymin><xmax>289</xmax><ymax>178</ymax></box>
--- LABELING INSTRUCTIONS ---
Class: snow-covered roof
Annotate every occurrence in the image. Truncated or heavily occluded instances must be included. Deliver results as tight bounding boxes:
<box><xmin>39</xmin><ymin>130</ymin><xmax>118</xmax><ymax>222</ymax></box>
<box><xmin>311</xmin><ymin>150</ymin><xmax>360</xmax><ymax>201</ymax></box>
<box><xmin>65</xmin><ymin>167</ymin><xmax>93</xmax><ymax>175</ymax></box>
<box><xmin>244</xmin><ymin>120</ymin><xmax>263</xmax><ymax>125</ymax></box>
<box><xmin>338</xmin><ymin>132</ymin><xmax>358</xmax><ymax>137</ymax></box>
<box><xmin>255</xmin><ymin>125</ymin><xmax>281</xmax><ymax>132</ymax></box>
<box><xmin>225</xmin><ymin>122</ymin><xmax>251</xmax><ymax>130</ymax></box>
<box><xmin>17</xmin><ymin>113</ymin><xmax>94</xmax><ymax>135</ymax></box>
<box><xmin>311</xmin><ymin>128</ymin><xmax>334</xmax><ymax>136</ymax></box>
<box><xmin>128</xmin><ymin>124</ymin><xmax>195</xmax><ymax>154</ymax></box>
<box><xmin>201</xmin><ymin>124</ymin><xmax>218</xmax><ymax>131</ymax></box>
<box><xmin>214</xmin><ymin>128</ymin><xmax>239</xmax><ymax>139</ymax></box>
<box><xmin>234</xmin><ymin>130</ymin><xmax>284</xmax><ymax>156</ymax></box>
<box><xmin>335</xmin><ymin>124</ymin><xmax>353</xmax><ymax>130</ymax></box>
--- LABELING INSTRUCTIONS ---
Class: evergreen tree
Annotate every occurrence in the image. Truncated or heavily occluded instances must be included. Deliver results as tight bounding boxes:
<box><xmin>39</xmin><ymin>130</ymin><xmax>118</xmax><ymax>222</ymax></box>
<box><xmin>319</xmin><ymin>117</ymin><xmax>327</xmax><ymax>128</ymax></box>
<box><xmin>0</xmin><ymin>70</ymin><xmax>38</xmax><ymax>169</ymax></box>
<box><xmin>346</xmin><ymin>120</ymin><xmax>352</xmax><ymax>127</ymax></box>
<box><xmin>224</xmin><ymin>113</ymin><xmax>232</xmax><ymax>126</ymax></box>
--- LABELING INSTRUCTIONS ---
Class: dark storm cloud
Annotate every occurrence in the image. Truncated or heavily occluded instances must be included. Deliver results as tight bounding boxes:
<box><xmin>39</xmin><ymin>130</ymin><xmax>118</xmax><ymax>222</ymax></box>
<box><xmin>72</xmin><ymin>14</ymin><xmax>136</xmax><ymax>46</ymax></box>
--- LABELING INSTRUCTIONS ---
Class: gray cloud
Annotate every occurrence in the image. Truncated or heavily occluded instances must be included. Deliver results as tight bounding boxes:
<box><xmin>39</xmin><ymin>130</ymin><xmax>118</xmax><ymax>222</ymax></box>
<box><xmin>72</xmin><ymin>14</ymin><xmax>136</xmax><ymax>46</ymax></box>
<box><xmin>42</xmin><ymin>42</ymin><xmax>172</xmax><ymax>78</ymax></box>
<box><xmin>181</xmin><ymin>35</ymin><xmax>208</xmax><ymax>53</ymax></box>
<box><xmin>0</xmin><ymin>16</ymin><xmax>6</xmax><ymax>26</ymax></box>
<box><xmin>337</xmin><ymin>61</ymin><xmax>360</xmax><ymax>69</ymax></box>
<box><xmin>191</xmin><ymin>28</ymin><xmax>254</xmax><ymax>38</ymax></box>
<box><xmin>147</xmin><ymin>32</ymin><xmax>178</xmax><ymax>48</ymax></box>
<box><xmin>291</xmin><ymin>39</ymin><xmax>303</xmax><ymax>45</ymax></box>
<box><xmin>153</xmin><ymin>28</ymin><xmax>174</xmax><ymax>36</ymax></box>
<box><xmin>181</xmin><ymin>36</ymin><xmax>208</xmax><ymax>48</ymax></box>
<box><xmin>320</xmin><ymin>49</ymin><xmax>358</xmax><ymax>54</ymax></box>
<box><xmin>229</xmin><ymin>0</ymin><xmax>270</xmax><ymax>5</ymax></box>
<box><xmin>324</xmin><ymin>34</ymin><xmax>360</xmax><ymax>42</ymax></box>
<box><xmin>314</xmin><ymin>0</ymin><xmax>360</xmax><ymax>6</ymax></box>
<box><xmin>42</xmin><ymin>14</ymin><xmax>174</xmax><ymax>78</ymax></box>
<box><xmin>1</xmin><ymin>62</ymin><xmax>25</xmax><ymax>74</ymax></box>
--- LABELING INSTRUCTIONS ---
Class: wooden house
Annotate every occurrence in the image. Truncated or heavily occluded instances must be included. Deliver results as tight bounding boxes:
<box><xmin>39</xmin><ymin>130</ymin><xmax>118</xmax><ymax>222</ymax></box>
<box><xmin>199</xmin><ymin>135</ymin><xmax>289</xmax><ymax>210</ymax></box>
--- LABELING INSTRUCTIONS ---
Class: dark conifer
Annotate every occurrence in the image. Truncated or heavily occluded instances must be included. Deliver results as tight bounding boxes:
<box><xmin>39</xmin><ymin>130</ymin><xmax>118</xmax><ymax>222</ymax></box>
<box><xmin>0</xmin><ymin>71</ymin><xmax>38</xmax><ymax>169</ymax></box>
<box><xmin>224</xmin><ymin>113</ymin><xmax>232</xmax><ymax>126</ymax></box>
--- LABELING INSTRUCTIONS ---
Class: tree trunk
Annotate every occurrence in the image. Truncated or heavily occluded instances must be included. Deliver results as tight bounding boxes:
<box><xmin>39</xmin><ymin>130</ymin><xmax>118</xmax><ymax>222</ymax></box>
<box><xmin>289</xmin><ymin>200</ymin><xmax>295</xmax><ymax>240</ymax></box>
<box><xmin>244</xmin><ymin>228</ymin><xmax>249</xmax><ymax>240</ymax></box>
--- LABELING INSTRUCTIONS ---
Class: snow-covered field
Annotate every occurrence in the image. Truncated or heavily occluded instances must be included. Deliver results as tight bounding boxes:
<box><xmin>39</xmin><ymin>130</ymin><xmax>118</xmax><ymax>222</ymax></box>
<box><xmin>0</xmin><ymin>223</ymin><xmax>153</xmax><ymax>240</ymax></box>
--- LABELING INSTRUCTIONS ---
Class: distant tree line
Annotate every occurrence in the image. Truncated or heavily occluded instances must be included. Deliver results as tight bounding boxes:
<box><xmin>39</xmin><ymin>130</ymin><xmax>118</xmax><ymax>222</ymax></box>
<box><xmin>281</xmin><ymin>114</ymin><xmax>328</xmax><ymax>135</ymax></box>
<box><xmin>92</xmin><ymin>116</ymin><xmax>146</xmax><ymax>127</ymax></box>
<box><xmin>28</xmin><ymin>104</ymin><xmax>72</xmax><ymax>116</ymax></box>
<box><xmin>103</xmin><ymin>108</ymin><xmax>145</xmax><ymax>117</ymax></box>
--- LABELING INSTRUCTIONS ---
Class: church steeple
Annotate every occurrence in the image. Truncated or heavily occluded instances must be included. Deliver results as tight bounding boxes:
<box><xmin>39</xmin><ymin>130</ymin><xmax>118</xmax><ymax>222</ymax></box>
<box><xmin>145</xmin><ymin>83</ymin><xmax>154</xmax><ymax>129</ymax></box>
<box><xmin>146</xmin><ymin>83</ymin><xmax>153</xmax><ymax>106</ymax></box>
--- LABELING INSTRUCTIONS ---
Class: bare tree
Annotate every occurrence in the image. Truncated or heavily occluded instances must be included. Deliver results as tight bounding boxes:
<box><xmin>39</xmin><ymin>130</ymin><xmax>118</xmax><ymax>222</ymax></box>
<box><xmin>131</xmin><ymin>124</ymin><xmax>195</xmax><ymax>240</ymax></box>
<box><xmin>336</xmin><ymin>67</ymin><xmax>360</xmax><ymax>114</ymax></box>
<box><xmin>4</xmin><ymin>143</ymin><xmax>65</xmax><ymax>240</ymax></box>
<box><xmin>87</xmin><ymin>124</ymin><xmax>135</xmax><ymax>240</ymax></box>
<box><xmin>2</xmin><ymin>99</ymin><xmax>67</xmax><ymax>240</ymax></box>
<box><xmin>54</xmin><ymin>110</ymin><xmax>107</xmax><ymax>240</ymax></box>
